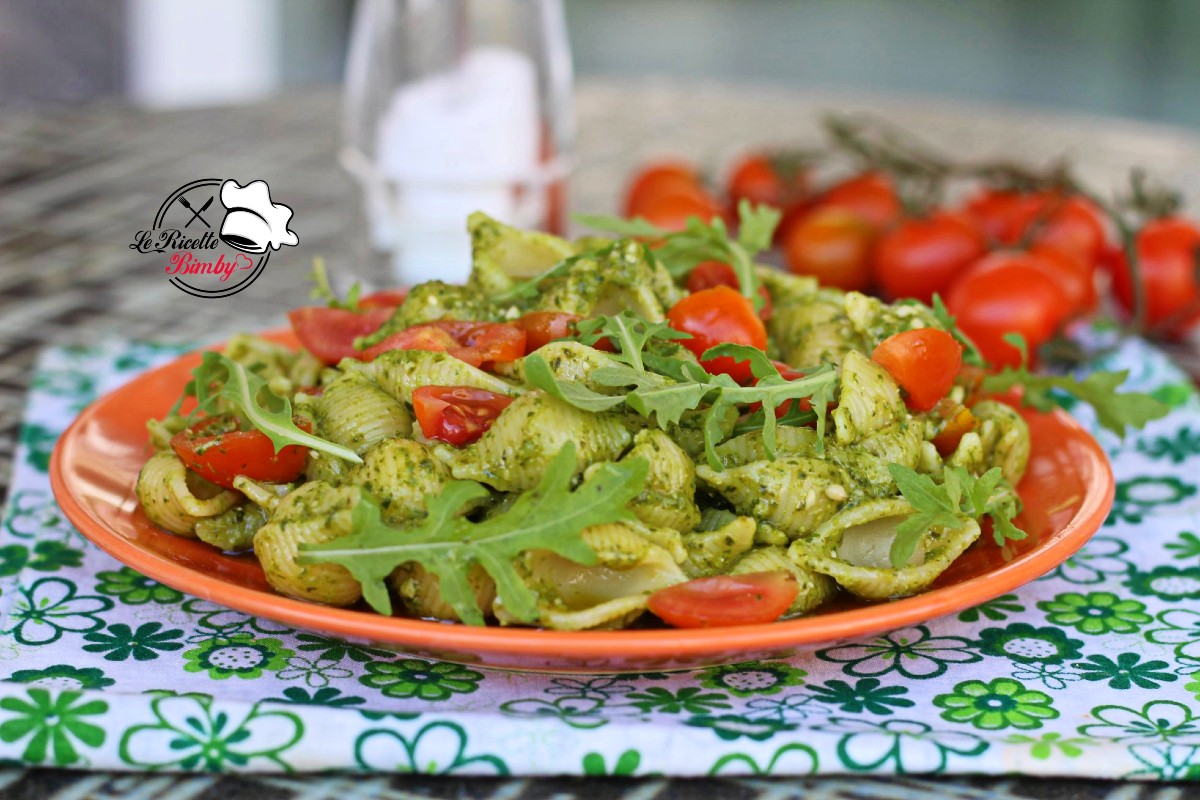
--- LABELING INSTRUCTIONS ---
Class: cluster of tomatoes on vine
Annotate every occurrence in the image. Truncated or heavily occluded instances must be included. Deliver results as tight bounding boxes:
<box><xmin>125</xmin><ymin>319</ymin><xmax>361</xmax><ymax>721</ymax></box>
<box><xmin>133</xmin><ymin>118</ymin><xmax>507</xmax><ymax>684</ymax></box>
<box><xmin>623</xmin><ymin>123</ymin><xmax>1200</xmax><ymax>368</ymax></box>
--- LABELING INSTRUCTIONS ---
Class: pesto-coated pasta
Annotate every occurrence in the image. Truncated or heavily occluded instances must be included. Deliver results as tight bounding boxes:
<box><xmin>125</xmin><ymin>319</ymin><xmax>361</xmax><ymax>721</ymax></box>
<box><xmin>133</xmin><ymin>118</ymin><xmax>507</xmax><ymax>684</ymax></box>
<box><xmin>136</xmin><ymin>452</ymin><xmax>239</xmax><ymax>536</ymax></box>
<box><xmin>310</xmin><ymin>371</ymin><xmax>412</xmax><ymax>455</ymax></box>
<box><xmin>350</xmin><ymin>349</ymin><xmax>519</xmax><ymax>405</ymax></box>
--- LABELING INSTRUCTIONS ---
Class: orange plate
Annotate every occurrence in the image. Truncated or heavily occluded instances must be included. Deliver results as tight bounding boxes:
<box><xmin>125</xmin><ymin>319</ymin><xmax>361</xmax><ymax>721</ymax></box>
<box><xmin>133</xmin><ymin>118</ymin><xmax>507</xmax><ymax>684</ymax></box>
<box><xmin>50</xmin><ymin>331</ymin><xmax>1115</xmax><ymax>674</ymax></box>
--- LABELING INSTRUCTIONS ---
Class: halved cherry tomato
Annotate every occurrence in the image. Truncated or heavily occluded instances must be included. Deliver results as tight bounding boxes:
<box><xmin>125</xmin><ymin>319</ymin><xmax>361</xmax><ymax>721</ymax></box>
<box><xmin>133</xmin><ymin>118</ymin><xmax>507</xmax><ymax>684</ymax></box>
<box><xmin>819</xmin><ymin>172</ymin><xmax>901</xmax><ymax>231</ymax></box>
<box><xmin>358</xmin><ymin>288</ymin><xmax>410</xmax><ymax>309</ymax></box>
<box><xmin>872</xmin><ymin>211</ymin><xmax>986</xmax><ymax>303</ymax></box>
<box><xmin>726</xmin><ymin>152</ymin><xmax>808</xmax><ymax>211</ymax></box>
<box><xmin>624</xmin><ymin>161</ymin><xmax>702</xmax><ymax>217</ymax></box>
<box><xmin>362</xmin><ymin>321</ymin><xmax>526</xmax><ymax>368</ymax></box>
<box><xmin>931</xmin><ymin>398</ymin><xmax>977</xmax><ymax>456</ymax></box>
<box><xmin>633</xmin><ymin>190</ymin><xmax>725</xmax><ymax>233</ymax></box>
<box><xmin>514</xmin><ymin>311</ymin><xmax>581</xmax><ymax>353</ymax></box>
<box><xmin>646</xmin><ymin>571</ymin><xmax>799</xmax><ymax>628</ymax></box>
<box><xmin>872</xmin><ymin>328</ymin><xmax>963</xmax><ymax>412</ymax></box>
<box><xmin>170</xmin><ymin>415</ymin><xmax>311</xmax><ymax>490</ymax></box>
<box><xmin>666</xmin><ymin>286</ymin><xmax>767</xmax><ymax>384</ymax></box>
<box><xmin>287</xmin><ymin>306</ymin><xmax>395</xmax><ymax>366</ymax></box>
<box><xmin>412</xmin><ymin>386</ymin><xmax>514</xmax><ymax>447</ymax></box>
<box><xmin>783</xmin><ymin>207</ymin><xmax>875</xmax><ymax>292</ymax></box>
<box><xmin>945</xmin><ymin>252</ymin><xmax>1071</xmax><ymax>368</ymax></box>
<box><xmin>1109</xmin><ymin>217</ymin><xmax>1200</xmax><ymax>337</ymax></box>
<box><xmin>686</xmin><ymin>261</ymin><xmax>773</xmax><ymax>321</ymax></box>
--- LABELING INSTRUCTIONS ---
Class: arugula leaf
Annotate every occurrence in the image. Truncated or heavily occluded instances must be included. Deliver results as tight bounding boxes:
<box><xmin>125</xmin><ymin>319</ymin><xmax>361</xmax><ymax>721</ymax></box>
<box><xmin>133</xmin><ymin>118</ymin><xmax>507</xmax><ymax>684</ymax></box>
<box><xmin>178</xmin><ymin>351</ymin><xmax>362</xmax><ymax>464</ymax></box>
<box><xmin>982</xmin><ymin>333</ymin><xmax>1169</xmax><ymax>436</ymax></box>
<box><xmin>490</xmin><ymin>252</ymin><xmax>593</xmax><ymax>305</ymax></box>
<box><xmin>572</xmin><ymin>311</ymin><xmax>690</xmax><ymax>372</ymax></box>
<box><xmin>299</xmin><ymin>443</ymin><xmax>648</xmax><ymax>625</ymax></box>
<box><xmin>308</xmin><ymin>257</ymin><xmax>361</xmax><ymax>311</ymax></box>
<box><xmin>887</xmin><ymin>464</ymin><xmax>1026</xmax><ymax>568</ymax></box>
<box><xmin>521</xmin><ymin>355</ymin><xmax>627</xmax><ymax>412</ymax></box>
<box><xmin>928</xmin><ymin>294</ymin><xmax>984</xmax><ymax>366</ymax></box>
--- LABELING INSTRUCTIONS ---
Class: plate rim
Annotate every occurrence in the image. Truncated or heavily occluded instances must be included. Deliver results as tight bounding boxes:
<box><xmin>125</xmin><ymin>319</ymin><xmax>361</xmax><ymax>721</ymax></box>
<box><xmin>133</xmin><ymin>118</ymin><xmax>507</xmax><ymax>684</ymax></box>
<box><xmin>49</xmin><ymin>332</ymin><xmax>1116</xmax><ymax>670</ymax></box>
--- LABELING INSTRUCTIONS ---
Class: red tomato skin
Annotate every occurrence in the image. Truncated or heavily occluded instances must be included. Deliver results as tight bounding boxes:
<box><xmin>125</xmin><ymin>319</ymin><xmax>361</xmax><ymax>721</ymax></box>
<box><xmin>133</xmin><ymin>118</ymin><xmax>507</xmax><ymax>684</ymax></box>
<box><xmin>931</xmin><ymin>399</ymin><xmax>977</xmax><ymax>456</ymax></box>
<box><xmin>783</xmin><ymin>207</ymin><xmax>875</xmax><ymax>292</ymax></box>
<box><xmin>726</xmin><ymin>153</ymin><xmax>808</xmax><ymax>211</ymax></box>
<box><xmin>171</xmin><ymin>417</ymin><xmax>311</xmax><ymax>490</ymax></box>
<box><xmin>634</xmin><ymin>190</ymin><xmax>726</xmax><ymax>233</ymax></box>
<box><xmin>945</xmin><ymin>253</ymin><xmax>1071</xmax><ymax>368</ymax></box>
<box><xmin>666</xmin><ymin>286</ymin><xmax>768</xmax><ymax>384</ymax></box>
<box><xmin>624</xmin><ymin>161</ymin><xmax>702</xmax><ymax>217</ymax></box>
<box><xmin>1110</xmin><ymin>217</ymin><xmax>1200</xmax><ymax>337</ymax></box>
<box><xmin>288</xmin><ymin>306</ymin><xmax>395</xmax><ymax>366</ymax></box>
<box><xmin>1026</xmin><ymin>244</ymin><xmax>1098</xmax><ymax>318</ymax></box>
<box><xmin>819</xmin><ymin>172</ymin><xmax>901</xmax><ymax>230</ymax></box>
<box><xmin>412</xmin><ymin>386</ymin><xmax>514</xmax><ymax>446</ymax></box>
<box><xmin>686</xmin><ymin>261</ymin><xmax>773</xmax><ymax>321</ymax></box>
<box><xmin>1009</xmin><ymin>194</ymin><xmax>1107</xmax><ymax>268</ymax></box>
<box><xmin>873</xmin><ymin>212</ymin><xmax>987</xmax><ymax>303</ymax></box>
<box><xmin>646</xmin><ymin>572</ymin><xmax>799</xmax><ymax>628</ymax></box>
<box><xmin>361</xmin><ymin>321</ymin><xmax>526</xmax><ymax>367</ymax></box>
<box><xmin>514</xmin><ymin>312</ymin><xmax>582</xmax><ymax>353</ymax></box>
<box><xmin>358</xmin><ymin>288</ymin><xmax>410</xmax><ymax>308</ymax></box>
<box><xmin>871</xmin><ymin>329</ymin><xmax>963</xmax><ymax>412</ymax></box>
<box><xmin>964</xmin><ymin>189</ymin><xmax>1041</xmax><ymax>244</ymax></box>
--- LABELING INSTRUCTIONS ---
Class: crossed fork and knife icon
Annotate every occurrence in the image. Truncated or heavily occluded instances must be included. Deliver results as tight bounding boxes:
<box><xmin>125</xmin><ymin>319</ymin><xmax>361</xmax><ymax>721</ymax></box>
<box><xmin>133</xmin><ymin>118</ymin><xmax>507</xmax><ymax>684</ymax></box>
<box><xmin>178</xmin><ymin>195</ymin><xmax>214</xmax><ymax>228</ymax></box>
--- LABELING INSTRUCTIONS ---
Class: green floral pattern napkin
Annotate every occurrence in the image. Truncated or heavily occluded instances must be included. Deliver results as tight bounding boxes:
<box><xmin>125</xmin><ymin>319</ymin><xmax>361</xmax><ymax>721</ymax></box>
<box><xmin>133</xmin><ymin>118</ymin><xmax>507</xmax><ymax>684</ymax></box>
<box><xmin>2</xmin><ymin>338</ymin><xmax>1200</xmax><ymax>778</ymax></box>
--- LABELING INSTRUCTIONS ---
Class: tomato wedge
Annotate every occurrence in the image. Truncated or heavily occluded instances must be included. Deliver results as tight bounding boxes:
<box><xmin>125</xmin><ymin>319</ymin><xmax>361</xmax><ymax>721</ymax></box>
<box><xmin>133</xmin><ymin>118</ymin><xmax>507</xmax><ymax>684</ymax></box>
<box><xmin>358</xmin><ymin>288</ymin><xmax>410</xmax><ymax>309</ymax></box>
<box><xmin>686</xmin><ymin>261</ymin><xmax>773</xmax><ymax>321</ymax></box>
<box><xmin>872</xmin><ymin>328</ymin><xmax>963</xmax><ymax>413</ymax></box>
<box><xmin>288</xmin><ymin>306</ymin><xmax>395</xmax><ymax>366</ymax></box>
<box><xmin>667</xmin><ymin>286</ymin><xmax>767</xmax><ymax>384</ymax></box>
<box><xmin>514</xmin><ymin>311</ymin><xmax>582</xmax><ymax>354</ymax></box>
<box><xmin>931</xmin><ymin>398</ymin><xmax>977</xmax><ymax>456</ymax></box>
<box><xmin>170</xmin><ymin>416</ymin><xmax>311</xmax><ymax>490</ymax></box>
<box><xmin>647</xmin><ymin>572</ymin><xmax>799</xmax><ymax>628</ymax></box>
<box><xmin>362</xmin><ymin>321</ymin><xmax>526</xmax><ymax>368</ymax></box>
<box><xmin>412</xmin><ymin>386</ymin><xmax>515</xmax><ymax>446</ymax></box>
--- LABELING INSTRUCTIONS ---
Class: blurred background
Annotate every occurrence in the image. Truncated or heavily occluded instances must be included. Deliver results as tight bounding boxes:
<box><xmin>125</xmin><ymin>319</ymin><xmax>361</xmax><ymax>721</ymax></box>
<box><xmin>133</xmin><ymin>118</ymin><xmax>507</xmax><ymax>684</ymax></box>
<box><xmin>4</xmin><ymin>0</ymin><xmax>1200</xmax><ymax>130</ymax></box>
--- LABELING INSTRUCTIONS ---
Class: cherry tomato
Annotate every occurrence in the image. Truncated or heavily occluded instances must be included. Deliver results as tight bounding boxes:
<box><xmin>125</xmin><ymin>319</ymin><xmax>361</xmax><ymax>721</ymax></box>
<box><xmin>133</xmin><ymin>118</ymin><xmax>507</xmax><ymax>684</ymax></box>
<box><xmin>646</xmin><ymin>572</ymin><xmax>799</xmax><ymax>628</ymax></box>
<box><xmin>514</xmin><ymin>311</ymin><xmax>581</xmax><ymax>353</ymax></box>
<box><xmin>930</xmin><ymin>399</ymin><xmax>977</xmax><ymax>456</ymax></box>
<box><xmin>666</xmin><ymin>286</ymin><xmax>767</xmax><ymax>384</ymax></box>
<box><xmin>872</xmin><ymin>211</ymin><xmax>986</xmax><ymax>303</ymax></box>
<box><xmin>783</xmin><ymin>207</ymin><xmax>875</xmax><ymax>292</ymax></box>
<box><xmin>362</xmin><ymin>321</ymin><xmax>526</xmax><ymax>368</ymax></box>
<box><xmin>686</xmin><ymin>261</ymin><xmax>773</xmax><ymax>321</ymax></box>
<box><xmin>1110</xmin><ymin>217</ymin><xmax>1200</xmax><ymax>337</ymax></box>
<box><xmin>170</xmin><ymin>416</ymin><xmax>310</xmax><ymax>491</ymax></box>
<box><xmin>1026</xmin><ymin>244</ymin><xmax>1098</xmax><ymax>318</ymax></box>
<box><xmin>633</xmin><ymin>190</ymin><xmax>725</xmax><ymax>233</ymax></box>
<box><xmin>963</xmin><ymin>189</ymin><xmax>1041</xmax><ymax>244</ymax></box>
<box><xmin>871</xmin><ymin>328</ymin><xmax>963</xmax><ymax>412</ymax></box>
<box><xmin>819</xmin><ymin>172</ymin><xmax>901</xmax><ymax>231</ymax></box>
<box><xmin>945</xmin><ymin>252</ymin><xmax>1071</xmax><ymax>368</ymax></box>
<box><xmin>965</xmin><ymin>190</ymin><xmax>1107</xmax><ymax>267</ymax></box>
<box><xmin>726</xmin><ymin>152</ymin><xmax>808</xmax><ymax>211</ymax></box>
<box><xmin>358</xmin><ymin>289</ymin><xmax>410</xmax><ymax>309</ymax></box>
<box><xmin>624</xmin><ymin>160</ymin><xmax>702</xmax><ymax>217</ymax></box>
<box><xmin>287</xmin><ymin>306</ymin><xmax>396</xmax><ymax>366</ymax></box>
<box><xmin>412</xmin><ymin>386</ymin><xmax>514</xmax><ymax>447</ymax></box>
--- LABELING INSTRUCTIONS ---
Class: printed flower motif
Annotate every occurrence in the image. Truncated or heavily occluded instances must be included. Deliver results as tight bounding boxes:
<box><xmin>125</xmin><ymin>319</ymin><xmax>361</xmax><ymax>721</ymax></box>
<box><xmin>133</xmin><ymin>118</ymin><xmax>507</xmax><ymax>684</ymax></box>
<box><xmin>19</xmin><ymin>425</ymin><xmax>58</xmax><ymax>472</ymax></box>
<box><xmin>698</xmin><ymin>661</ymin><xmax>806</xmax><ymax>697</ymax></box>
<box><xmin>975</xmin><ymin>623</ymin><xmax>1083</xmax><ymax>665</ymax></box>
<box><xmin>355</xmin><ymin>721</ymin><xmax>508</xmax><ymax>775</ymax></box>
<box><xmin>957</xmin><ymin>594</ymin><xmax>1023</xmax><ymax>623</ymax></box>
<box><xmin>269</xmin><ymin>687</ymin><xmax>365</xmax><ymax>708</ymax></box>
<box><xmin>1151</xmin><ymin>382</ymin><xmax>1195</xmax><ymax>409</ymax></box>
<box><xmin>4</xmin><ymin>577</ymin><xmax>112</xmax><ymax>645</ymax></box>
<box><xmin>1124</xmin><ymin>565</ymin><xmax>1200</xmax><ymax>602</ymax></box>
<box><xmin>498</xmin><ymin>696</ymin><xmax>608</xmax><ymax>729</ymax></box>
<box><xmin>708</xmin><ymin>743</ymin><xmax>818</xmax><ymax>776</ymax></box>
<box><xmin>817</xmin><ymin>626</ymin><xmax>981</xmax><ymax>679</ymax></box>
<box><xmin>1108</xmin><ymin>476</ymin><xmax>1197</xmax><ymax>525</ymax></box>
<box><xmin>94</xmin><ymin>567</ymin><xmax>183</xmax><ymax>605</ymax></box>
<box><xmin>1042</xmin><ymin>536</ymin><xmax>1134</xmax><ymax>585</ymax></box>
<box><xmin>7</xmin><ymin>665</ymin><xmax>113</xmax><ymax>691</ymax></box>
<box><xmin>933</xmin><ymin>678</ymin><xmax>1058</xmax><ymax>731</ymax></box>
<box><xmin>546</xmin><ymin>676</ymin><xmax>636</xmax><ymax>700</ymax></box>
<box><xmin>4</xmin><ymin>490</ymin><xmax>76</xmax><ymax>541</ymax></box>
<box><xmin>276</xmin><ymin>656</ymin><xmax>353</xmax><ymax>688</ymax></box>
<box><xmin>814</xmin><ymin>717</ymin><xmax>987</xmax><ymax>773</ymax></box>
<box><xmin>1145</xmin><ymin>609</ymin><xmax>1200</xmax><ymax>663</ymax></box>
<box><xmin>806</xmin><ymin>678</ymin><xmax>914</xmax><ymax>716</ymax></box>
<box><xmin>1127</xmin><ymin>744</ymin><xmax>1200</xmax><ymax>781</ymax></box>
<box><xmin>0</xmin><ymin>689</ymin><xmax>106</xmax><ymax>766</ymax></box>
<box><xmin>582</xmin><ymin>749</ymin><xmax>642</xmax><ymax>776</ymax></box>
<box><xmin>1037</xmin><ymin>591</ymin><xmax>1151</xmax><ymax>635</ymax></box>
<box><xmin>1080</xmin><ymin>701</ymin><xmax>1200</xmax><ymax>743</ymax></box>
<box><xmin>291</xmin><ymin>632</ymin><xmax>392</xmax><ymax>664</ymax></box>
<box><xmin>625</xmin><ymin>686</ymin><xmax>731</xmax><ymax>715</ymax></box>
<box><xmin>744</xmin><ymin>693</ymin><xmax>830</xmax><ymax>723</ymax></box>
<box><xmin>180</xmin><ymin>599</ymin><xmax>293</xmax><ymax>642</ymax></box>
<box><xmin>1188</xmin><ymin>672</ymin><xmax>1200</xmax><ymax>701</ymax></box>
<box><xmin>112</xmin><ymin>341</ymin><xmax>188</xmax><ymax>372</ymax></box>
<box><xmin>1071</xmin><ymin>653</ymin><xmax>1177</xmax><ymax>690</ymax></box>
<box><xmin>82</xmin><ymin>622</ymin><xmax>185</xmax><ymax>662</ymax></box>
<box><xmin>684</xmin><ymin>713</ymin><xmax>797</xmax><ymax>741</ymax></box>
<box><xmin>359</xmin><ymin>659</ymin><xmax>483</xmax><ymax>701</ymax></box>
<box><xmin>1166</xmin><ymin>531</ymin><xmax>1200</xmax><ymax>562</ymax></box>
<box><xmin>119</xmin><ymin>694</ymin><xmax>302</xmax><ymax>771</ymax></box>
<box><xmin>182</xmin><ymin>636</ymin><xmax>293</xmax><ymax>681</ymax></box>
<box><xmin>31</xmin><ymin>368</ymin><xmax>96</xmax><ymax>407</ymax></box>
<box><xmin>1011</xmin><ymin>662</ymin><xmax>1082</xmax><ymax>691</ymax></box>
<box><xmin>1004</xmin><ymin>732</ymin><xmax>1090</xmax><ymax>760</ymax></box>
<box><xmin>1137</xmin><ymin>426</ymin><xmax>1200</xmax><ymax>464</ymax></box>
<box><xmin>0</xmin><ymin>541</ymin><xmax>83</xmax><ymax>578</ymax></box>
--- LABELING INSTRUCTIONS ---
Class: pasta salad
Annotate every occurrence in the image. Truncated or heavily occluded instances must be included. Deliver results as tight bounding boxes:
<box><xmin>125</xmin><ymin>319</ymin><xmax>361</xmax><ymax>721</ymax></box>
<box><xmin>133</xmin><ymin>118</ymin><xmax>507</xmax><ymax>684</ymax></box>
<box><xmin>136</xmin><ymin>205</ymin><xmax>1165</xmax><ymax>629</ymax></box>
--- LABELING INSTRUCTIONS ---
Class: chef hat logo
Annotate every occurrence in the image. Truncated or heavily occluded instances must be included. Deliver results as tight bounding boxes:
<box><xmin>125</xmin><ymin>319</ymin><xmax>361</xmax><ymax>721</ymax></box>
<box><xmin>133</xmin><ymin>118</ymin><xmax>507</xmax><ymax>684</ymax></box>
<box><xmin>218</xmin><ymin>179</ymin><xmax>299</xmax><ymax>254</ymax></box>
